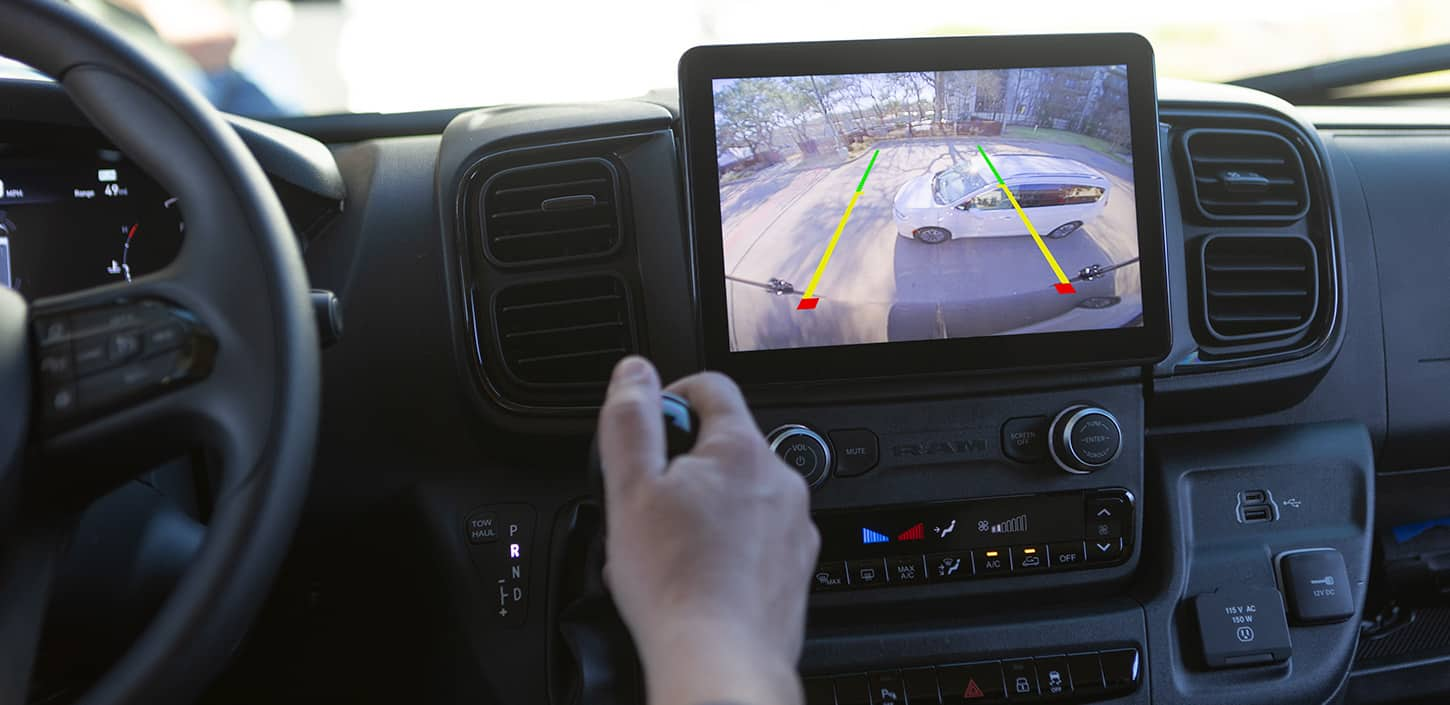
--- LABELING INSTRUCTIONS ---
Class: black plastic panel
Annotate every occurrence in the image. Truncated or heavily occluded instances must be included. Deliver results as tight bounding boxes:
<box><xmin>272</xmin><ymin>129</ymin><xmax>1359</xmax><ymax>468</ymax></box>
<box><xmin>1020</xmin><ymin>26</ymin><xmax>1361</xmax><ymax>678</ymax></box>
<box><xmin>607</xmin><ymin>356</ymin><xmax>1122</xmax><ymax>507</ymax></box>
<box><xmin>1334</xmin><ymin>133</ymin><xmax>1450</xmax><ymax>472</ymax></box>
<box><xmin>1143</xmin><ymin>421</ymin><xmax>1374</xmax><ymax>704</ymax></box>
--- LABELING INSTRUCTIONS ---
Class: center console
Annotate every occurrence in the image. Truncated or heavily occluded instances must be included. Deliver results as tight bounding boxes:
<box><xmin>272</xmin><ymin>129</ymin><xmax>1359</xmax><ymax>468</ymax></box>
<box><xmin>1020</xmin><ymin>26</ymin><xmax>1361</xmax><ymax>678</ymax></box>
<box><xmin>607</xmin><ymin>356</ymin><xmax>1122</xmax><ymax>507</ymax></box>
<box><xmin>414</xmin><ymin>27</ymin><xmax>1373</xmax><ymax>705</ymax></box>
<box><xmin>664</xmin><ymin>32</ymin><xmax>1368</xmax><ymax>705</ymax></box>
<box><xmin>671</xmin><ymin>33</ymin><xmax>1172</xmax><ymax>704</ymax></box>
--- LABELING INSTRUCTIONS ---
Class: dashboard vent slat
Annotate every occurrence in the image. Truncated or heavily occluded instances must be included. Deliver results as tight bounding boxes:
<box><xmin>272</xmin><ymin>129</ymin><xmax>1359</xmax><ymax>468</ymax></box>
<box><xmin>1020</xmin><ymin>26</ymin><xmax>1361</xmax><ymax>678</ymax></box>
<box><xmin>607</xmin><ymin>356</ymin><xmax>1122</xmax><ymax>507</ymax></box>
<box><xmin>493</xmin><ymin>276</ymin><xmax>636</xmax><ymax>386</ymax></box>
<box><xmin>1181</xmin><ymin>128</ymin><xmax>1309</xmax><ymax>221</ymax></box>
<box><xmin>480</xmin><ymin>158</ymin><xmax>621</xmax><ymax>265</ymax></box>
<box><xmin>1196</xmin><ymin>234</ymin><xmax>1318</xmax><ymax>343</ymax></box>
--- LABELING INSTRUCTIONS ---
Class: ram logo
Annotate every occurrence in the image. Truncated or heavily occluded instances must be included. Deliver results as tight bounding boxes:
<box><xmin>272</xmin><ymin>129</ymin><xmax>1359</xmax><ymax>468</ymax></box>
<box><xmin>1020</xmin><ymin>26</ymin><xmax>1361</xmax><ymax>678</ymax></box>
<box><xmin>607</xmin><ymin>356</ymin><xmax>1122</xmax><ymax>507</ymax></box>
<box><xmin>891</xmin><ymin>438</ymin><xmax>988</xmax><ymax>457</ymax></box>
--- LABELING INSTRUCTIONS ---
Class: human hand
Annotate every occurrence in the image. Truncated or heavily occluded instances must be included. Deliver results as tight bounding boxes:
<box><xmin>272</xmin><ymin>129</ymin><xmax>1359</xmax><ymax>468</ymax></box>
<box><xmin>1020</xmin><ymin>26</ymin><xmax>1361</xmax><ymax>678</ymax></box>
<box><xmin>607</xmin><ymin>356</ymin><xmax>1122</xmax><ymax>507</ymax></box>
<box><xmin>597</xmin><ymin>357</ymin><xmax>819</xmax><ymax>705</ymax></box>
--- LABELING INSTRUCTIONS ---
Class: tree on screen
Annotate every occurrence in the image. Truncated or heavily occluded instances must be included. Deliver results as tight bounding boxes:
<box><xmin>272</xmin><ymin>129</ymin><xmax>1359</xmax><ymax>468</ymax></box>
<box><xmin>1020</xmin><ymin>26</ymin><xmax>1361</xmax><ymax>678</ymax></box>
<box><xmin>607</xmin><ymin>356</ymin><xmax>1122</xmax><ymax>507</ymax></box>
<box><xmin>715</xmin><ymin>79</ymin><xmax>779</xmax><ymax>161</ymax></box>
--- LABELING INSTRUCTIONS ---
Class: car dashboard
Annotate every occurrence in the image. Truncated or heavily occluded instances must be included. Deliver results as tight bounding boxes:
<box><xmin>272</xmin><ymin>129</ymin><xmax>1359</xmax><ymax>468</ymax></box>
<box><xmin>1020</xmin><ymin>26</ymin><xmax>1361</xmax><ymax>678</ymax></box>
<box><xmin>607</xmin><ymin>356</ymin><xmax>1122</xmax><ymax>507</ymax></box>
<box><xmin>7</xmin><ymin>55</ymin><xmax>1450</xmax><ymax>705</ymax></box>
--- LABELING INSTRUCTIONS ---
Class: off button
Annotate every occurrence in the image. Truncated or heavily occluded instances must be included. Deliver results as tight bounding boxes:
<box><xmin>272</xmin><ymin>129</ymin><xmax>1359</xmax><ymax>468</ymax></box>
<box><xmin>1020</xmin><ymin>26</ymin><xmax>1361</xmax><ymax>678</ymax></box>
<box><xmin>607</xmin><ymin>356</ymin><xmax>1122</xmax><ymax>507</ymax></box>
<box><xmin>768</xmin><ymin>424</ymin><xmax>833</xmax><ymax>488</ymax></box>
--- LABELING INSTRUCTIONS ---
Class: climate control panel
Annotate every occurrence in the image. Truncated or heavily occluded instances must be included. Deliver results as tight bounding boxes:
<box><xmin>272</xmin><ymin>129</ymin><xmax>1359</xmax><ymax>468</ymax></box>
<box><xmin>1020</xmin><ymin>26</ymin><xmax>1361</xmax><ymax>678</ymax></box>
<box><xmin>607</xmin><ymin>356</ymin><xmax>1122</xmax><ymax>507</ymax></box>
<box><xmin>810</xmin><ymin>489</ymin><xmax>1134</xmax><ymax>592</ymax></box>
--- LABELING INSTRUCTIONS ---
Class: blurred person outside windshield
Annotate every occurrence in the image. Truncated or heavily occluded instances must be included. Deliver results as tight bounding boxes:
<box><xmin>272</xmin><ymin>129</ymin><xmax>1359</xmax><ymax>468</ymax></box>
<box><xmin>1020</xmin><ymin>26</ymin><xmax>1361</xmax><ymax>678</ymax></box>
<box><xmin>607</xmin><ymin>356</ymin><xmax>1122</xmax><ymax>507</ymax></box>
<box><xmin>73</xmin><ymin>0</ymin><xmax>290</xmax><ymax>116</ymax></box>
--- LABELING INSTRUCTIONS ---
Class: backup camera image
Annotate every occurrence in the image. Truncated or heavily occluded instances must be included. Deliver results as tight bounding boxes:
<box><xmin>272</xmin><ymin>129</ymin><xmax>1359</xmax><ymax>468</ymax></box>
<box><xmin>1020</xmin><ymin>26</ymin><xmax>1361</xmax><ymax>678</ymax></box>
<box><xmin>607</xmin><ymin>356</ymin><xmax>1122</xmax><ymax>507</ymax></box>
<box><xmin>714</xmin><ymin>66</ymin><xmax>1142</xmax><ymax>352</ymax></box>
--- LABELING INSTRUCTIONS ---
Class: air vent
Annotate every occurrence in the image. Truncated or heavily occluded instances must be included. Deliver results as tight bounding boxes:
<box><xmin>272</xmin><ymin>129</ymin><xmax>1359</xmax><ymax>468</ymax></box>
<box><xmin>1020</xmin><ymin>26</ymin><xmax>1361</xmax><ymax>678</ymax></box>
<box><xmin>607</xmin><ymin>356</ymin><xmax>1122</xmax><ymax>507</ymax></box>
<box><xmin>1181</xmin><ymin>128</ymin><xmax>1309</xmax><ymax>221</ymax></box>
<box><xmin>481</xmin><ymin>158</ymin><xmax>621</xmax><ymax>265</ymax></box>
<box><xmin>493</xmin><ymin>276</ymin><xmax>636</xmax><ymax>386</ymax></box>
<box><xmin>1197</xmin><ymin>234</ymin><xmax>1318</xmax><ymax>343</ymax></box>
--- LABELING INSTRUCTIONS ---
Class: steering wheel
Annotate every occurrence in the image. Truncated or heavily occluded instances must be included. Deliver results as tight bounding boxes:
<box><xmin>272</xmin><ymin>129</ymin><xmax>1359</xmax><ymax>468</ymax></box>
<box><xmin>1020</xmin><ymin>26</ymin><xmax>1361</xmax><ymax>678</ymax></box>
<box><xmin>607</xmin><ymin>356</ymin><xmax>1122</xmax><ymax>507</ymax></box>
<box><xmin>0</xmin><ymin>2</ymin><xmax>319</xmax><ymax>704</ymax></box>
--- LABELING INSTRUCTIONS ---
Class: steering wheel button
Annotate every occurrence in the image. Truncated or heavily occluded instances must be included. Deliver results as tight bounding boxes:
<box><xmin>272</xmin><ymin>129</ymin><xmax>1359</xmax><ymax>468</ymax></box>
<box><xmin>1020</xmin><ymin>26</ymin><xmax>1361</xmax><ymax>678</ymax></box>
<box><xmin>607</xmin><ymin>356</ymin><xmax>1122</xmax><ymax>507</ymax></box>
<box><xmin>73</xmin><ymin>335</ymin><xmax>110</xmax><ymax>374</ymax></box>
<box><xmin>45</xmin><ymin>384</ymin><xmax>79</xmax><ymax>417</ymax></box>
<box><xmin>34</xmin><ymin>316</ymin><xmax>73</xmax><ymax>346</ymax></box>
<box><xmin>143</xmin><ymin>322</ymin><xmax>187</xmax><ymax>355</ymax></box>
<box><xmin>77</xmin><ymin>350</ymin><xmax>182</xmax><ymax>410</ymax></box>
<box><xmin>107</xmin><ymin>330</ymin><xmax>143</xmax><ymax>363</ymax></box>
<box><xmin>73</xmin><ymin>306</ymin><xmax>149</xmax><ymax>334</ymax></box>
<box><xmin>37</xmin><ymin>344</ymin><xmax>74</xmax><ymax>381</ymax></box>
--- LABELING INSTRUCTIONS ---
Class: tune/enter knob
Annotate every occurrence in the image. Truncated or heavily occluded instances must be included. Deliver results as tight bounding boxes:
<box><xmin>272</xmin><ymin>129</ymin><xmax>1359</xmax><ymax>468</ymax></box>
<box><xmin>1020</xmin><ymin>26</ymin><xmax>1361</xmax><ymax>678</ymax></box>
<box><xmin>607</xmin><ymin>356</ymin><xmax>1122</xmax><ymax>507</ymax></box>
<box><xmin>767</xmin><ymin>424</ymin><xmax>832</xmax><ymax>488</ymax></box>
<box><xmin>1049</xmin><ymin>405</ymin><xmax>1123</xmax><ymax>474</ymax></box>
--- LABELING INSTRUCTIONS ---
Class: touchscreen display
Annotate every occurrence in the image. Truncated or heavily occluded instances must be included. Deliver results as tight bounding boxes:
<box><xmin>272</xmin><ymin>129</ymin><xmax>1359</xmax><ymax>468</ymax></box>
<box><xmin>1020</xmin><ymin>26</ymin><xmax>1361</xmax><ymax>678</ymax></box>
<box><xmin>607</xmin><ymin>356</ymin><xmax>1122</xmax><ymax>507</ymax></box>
<box><xmin>713</xmin><ymin>66</ymin><xmax>1142</xmax><ymax>353</ymax></box>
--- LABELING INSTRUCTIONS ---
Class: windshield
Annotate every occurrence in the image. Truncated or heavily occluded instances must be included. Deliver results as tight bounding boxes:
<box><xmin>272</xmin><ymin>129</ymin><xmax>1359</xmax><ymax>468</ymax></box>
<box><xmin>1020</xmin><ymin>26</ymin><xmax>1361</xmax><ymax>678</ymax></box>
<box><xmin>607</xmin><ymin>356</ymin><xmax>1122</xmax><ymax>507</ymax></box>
<box><xmin>65</xmin><ymin>0</ymin><xmax>1450</xmax><ymax>117</ymax></box>
<box><xmin>933</xmin><ymin>160</ymin><xmax>990</xmax><ymax>205</ymax></box>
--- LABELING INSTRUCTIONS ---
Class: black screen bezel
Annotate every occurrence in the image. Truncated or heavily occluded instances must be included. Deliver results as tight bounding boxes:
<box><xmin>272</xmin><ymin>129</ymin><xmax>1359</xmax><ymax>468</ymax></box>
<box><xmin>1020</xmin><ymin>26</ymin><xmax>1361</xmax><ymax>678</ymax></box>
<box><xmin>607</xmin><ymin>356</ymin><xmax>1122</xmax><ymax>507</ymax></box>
<box><xmin>679</xmin><ymin>33</ymin><xmax>1170</xmax><ymax>383</ymax></box>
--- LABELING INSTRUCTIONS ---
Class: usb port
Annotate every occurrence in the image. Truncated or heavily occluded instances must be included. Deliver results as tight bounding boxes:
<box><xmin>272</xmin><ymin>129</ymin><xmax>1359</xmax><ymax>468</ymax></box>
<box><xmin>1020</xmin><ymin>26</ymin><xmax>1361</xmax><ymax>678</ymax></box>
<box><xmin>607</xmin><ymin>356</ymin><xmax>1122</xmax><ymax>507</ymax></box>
<box><xmin>1241</xmin><ymin>490</ymin><xmax>1268</xmax><ymax>505</ymax></box>
<box><xmin>1240</xmin><ymin>505</ymin><xmax>1273</xmax><ymax>524</ymax></box>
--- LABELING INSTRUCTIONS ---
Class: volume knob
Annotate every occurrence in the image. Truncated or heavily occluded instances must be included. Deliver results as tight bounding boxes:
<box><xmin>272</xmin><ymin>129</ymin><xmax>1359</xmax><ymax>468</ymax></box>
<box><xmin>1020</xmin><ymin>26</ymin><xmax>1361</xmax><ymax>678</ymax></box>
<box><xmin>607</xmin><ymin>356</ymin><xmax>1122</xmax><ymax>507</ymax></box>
<box><xmin>1049</xmin><ymin>406</ymin><xmax>1123</xmax><ymax>474</ymax></box>
<box><xmin>766</xmin><ymin>424</ymin><xmax>832</xmax><ymax>488</ymax></box>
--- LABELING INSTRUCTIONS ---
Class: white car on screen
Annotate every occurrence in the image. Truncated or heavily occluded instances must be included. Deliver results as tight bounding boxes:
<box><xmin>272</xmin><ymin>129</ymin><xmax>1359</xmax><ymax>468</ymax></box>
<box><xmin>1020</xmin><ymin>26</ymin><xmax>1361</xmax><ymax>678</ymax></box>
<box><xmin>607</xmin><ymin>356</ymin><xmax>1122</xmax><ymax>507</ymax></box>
<box><xmin>893</xmin><ymin>153</ymin><xmax>1110</xmax><ymax>244</ymax></box>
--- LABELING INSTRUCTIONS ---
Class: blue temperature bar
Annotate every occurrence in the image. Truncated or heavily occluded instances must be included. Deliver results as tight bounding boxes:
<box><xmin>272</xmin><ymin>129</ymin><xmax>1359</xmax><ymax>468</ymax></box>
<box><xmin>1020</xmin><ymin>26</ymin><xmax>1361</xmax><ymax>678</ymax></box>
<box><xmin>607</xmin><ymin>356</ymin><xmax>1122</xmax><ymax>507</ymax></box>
<box><xmin>861</xmin><ymin>528</ymin><xmax>891</xmax><ymax>544</ymax></box>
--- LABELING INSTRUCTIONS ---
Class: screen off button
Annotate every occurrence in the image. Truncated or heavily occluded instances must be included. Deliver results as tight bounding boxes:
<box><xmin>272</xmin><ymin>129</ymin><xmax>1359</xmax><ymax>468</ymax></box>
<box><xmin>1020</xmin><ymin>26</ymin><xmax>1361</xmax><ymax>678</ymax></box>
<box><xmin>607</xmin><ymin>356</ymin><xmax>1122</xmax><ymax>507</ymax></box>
<box><xmin>1001</xmin><ymin>416</ymin><xmax>1049</xmax><ymax>463</ymax></box>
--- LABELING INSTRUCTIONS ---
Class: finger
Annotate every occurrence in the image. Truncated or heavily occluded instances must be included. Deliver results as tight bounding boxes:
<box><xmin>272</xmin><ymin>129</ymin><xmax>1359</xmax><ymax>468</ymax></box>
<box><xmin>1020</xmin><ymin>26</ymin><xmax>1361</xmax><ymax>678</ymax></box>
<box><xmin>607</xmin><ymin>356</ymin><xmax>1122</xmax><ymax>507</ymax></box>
<box><xmin>598</xmin><ymin>357</ymin><xmax>666</xmax><ymax>496</ymax></box>
<box><xmin>663</xmin><ymin>371</ymin><xmax>756</xmax><ymax>444</ymax></box>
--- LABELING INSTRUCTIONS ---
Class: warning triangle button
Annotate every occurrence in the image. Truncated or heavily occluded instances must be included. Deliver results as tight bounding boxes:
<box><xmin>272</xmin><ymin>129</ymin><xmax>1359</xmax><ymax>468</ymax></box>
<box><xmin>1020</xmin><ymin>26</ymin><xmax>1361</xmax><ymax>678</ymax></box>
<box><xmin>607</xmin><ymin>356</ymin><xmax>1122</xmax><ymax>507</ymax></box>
<box><xmin>963</xmin><ymin>679</ymin><xmax>985</xmax><ymax>699</ymax></box>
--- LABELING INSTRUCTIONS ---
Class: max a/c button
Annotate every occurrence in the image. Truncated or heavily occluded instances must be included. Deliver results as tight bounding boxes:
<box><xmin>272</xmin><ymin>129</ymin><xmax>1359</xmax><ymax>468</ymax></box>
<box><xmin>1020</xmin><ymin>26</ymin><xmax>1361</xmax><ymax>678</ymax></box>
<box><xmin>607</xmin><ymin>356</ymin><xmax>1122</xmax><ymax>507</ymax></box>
<box><xmin>829</xmin><ymin>428</ymin><xmax>879</xmax><ymax>477</ymax></box>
